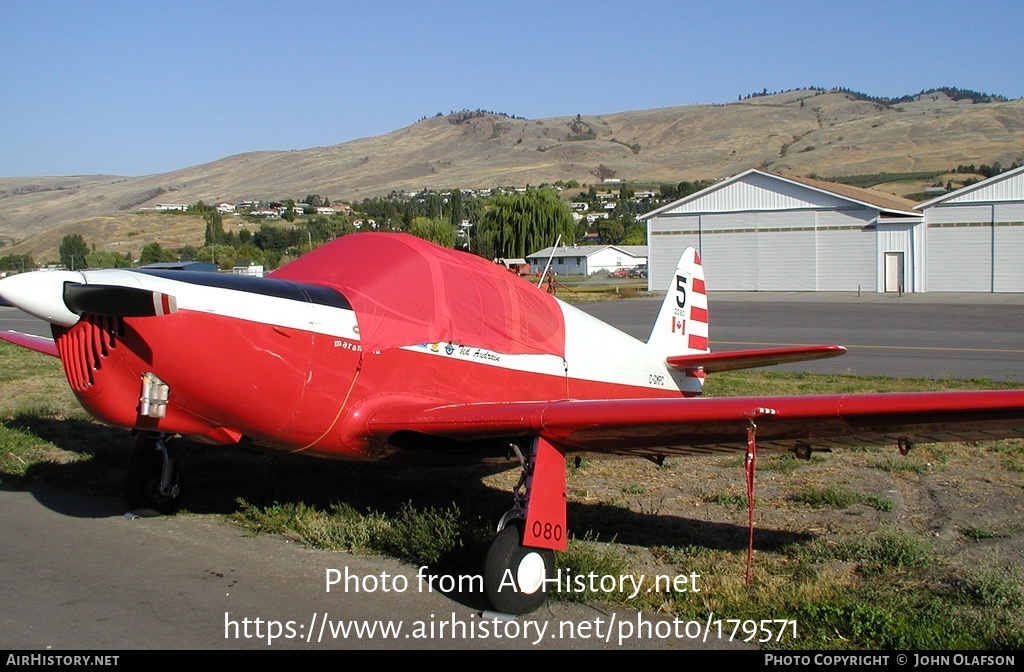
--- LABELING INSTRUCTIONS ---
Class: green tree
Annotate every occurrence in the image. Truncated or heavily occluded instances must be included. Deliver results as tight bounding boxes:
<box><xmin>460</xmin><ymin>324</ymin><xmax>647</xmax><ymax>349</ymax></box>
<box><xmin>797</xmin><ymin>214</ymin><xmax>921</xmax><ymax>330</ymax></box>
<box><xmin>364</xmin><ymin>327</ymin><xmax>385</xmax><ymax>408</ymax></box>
<box><xmin>204</xmin><ymin>210</ymin><xmax>226</xmax><ymax>246</ymax></box>
<box><xmin>59</xmin><ymin>234</ymin><xmax>89</xmax><ymax>270</ymax></box>
<box><xmin>139</xmin><ymin>242</ymin><xmax>176</xmax><ymax>265</ymax></box>
<box><xmin>302</xmin><ymin>216</ymin><xmax>336</xmax><ymax>247</ymax></box>
<box><xmin>677</xmin><ymin>180</ymin><xmax>709</xmax><ymax>198</ymax></box>
<box><xmin>592</xmin><ymin>217</ymin><xmax>625</xmax><ymax>244</ymax></box>
<box><xmin>620</xmin><ymin>219</ymin><xmax>647</xmax><ymax>245</ymax></box>
<box><xmin>478</xmin><ymin>188</ymin><xmax>575</xmax><ymax>258</ymax></box>
<box><xmin>0</xmin><ymin>254</ymin><xmax>35</xmax><ymax>272</ymax></box>
<box><xmin>446</xmin><ymin>189</ymin><xmax>463</xmax><ymax>227</ymax></box>
<box><xmin>231</xmin><ymin>243</ymin><xmax>265</xmax><ymax>265</ymax></box>
<box><xmin>197</xmin><ymin>244</ymin><xmax>238</xmax><ymax>271</ymax></box>
<box><xmin>187</xmin><ymin>200</ymin><xmax>214</xmax><ymax>214</ymax></box>
<box><xmin>409</xmin><ymin>217</ymin><xmax>457</xmax><ymax>247</ymax></box>
<box><xmin>85</xmin><ymin>250</ymin><xmax>132</xmax><ymax>268</ymax></box>
<box><xmin>253</xmin><ymin>223</ymin><xmax>302</xmax><ymax>252</ymax></box>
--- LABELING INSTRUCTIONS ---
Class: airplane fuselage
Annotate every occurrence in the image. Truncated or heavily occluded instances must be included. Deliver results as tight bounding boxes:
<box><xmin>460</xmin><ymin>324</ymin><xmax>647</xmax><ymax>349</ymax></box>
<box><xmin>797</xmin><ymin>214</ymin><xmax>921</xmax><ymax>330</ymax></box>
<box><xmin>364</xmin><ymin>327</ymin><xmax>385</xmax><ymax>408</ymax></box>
<box><xmin>38</xmin><ymin>267</ymin><xmax>701</xmax><ymax>460</ymax></box>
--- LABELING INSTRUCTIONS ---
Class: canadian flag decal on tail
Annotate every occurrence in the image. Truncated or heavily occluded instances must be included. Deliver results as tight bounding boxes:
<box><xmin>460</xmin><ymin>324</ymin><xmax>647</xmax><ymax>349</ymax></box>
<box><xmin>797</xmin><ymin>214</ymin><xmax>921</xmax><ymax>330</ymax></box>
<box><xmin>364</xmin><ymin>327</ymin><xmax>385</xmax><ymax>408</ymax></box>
<box><xmin>648</xmin><ymin>247</ymin><xmax>710</xmax><ymax>360</ymax></box>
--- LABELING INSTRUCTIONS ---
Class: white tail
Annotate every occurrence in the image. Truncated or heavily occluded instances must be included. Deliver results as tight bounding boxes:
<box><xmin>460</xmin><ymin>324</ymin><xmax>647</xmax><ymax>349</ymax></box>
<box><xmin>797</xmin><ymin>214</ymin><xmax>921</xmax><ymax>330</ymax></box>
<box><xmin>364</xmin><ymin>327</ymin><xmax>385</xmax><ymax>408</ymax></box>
<box><xmin>646</xmin><ymin>247</ymin><xmax>710</xmax><ymax>360</ymax></box>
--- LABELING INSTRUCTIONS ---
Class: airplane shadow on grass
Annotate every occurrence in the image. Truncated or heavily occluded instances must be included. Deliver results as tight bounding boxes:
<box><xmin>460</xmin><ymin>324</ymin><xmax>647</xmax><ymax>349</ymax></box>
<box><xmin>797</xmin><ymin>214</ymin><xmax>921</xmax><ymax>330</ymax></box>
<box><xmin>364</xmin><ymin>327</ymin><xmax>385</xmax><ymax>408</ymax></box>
<box><xmin>6</xmin><ymin>412</ymin><xmax>811</xmax><ymax>612</ymax></box>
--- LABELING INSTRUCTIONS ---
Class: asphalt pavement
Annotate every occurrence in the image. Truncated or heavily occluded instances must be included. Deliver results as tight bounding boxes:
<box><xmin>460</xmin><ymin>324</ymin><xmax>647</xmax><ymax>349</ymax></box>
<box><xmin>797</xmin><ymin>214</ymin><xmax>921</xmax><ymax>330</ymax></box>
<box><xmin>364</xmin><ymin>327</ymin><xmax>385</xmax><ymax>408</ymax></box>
<box><xmin>0</xmin><ymin>483</ymin><xmax>751</xmax><ymax>651</ymax></box>
<box><xmin>577</xmin><ymin>291</ymin><xmax>1024</xmax><ymax>381</ymax></box>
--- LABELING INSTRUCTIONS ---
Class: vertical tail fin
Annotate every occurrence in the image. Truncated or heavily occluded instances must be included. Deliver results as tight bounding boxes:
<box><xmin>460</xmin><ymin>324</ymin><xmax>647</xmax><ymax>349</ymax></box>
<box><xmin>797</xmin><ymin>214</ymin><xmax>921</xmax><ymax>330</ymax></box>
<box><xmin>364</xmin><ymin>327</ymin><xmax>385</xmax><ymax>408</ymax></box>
<box><xmin>646</xmin><ymin>247</ymin><xmax>710</xmax><ymax>359</ymax></box>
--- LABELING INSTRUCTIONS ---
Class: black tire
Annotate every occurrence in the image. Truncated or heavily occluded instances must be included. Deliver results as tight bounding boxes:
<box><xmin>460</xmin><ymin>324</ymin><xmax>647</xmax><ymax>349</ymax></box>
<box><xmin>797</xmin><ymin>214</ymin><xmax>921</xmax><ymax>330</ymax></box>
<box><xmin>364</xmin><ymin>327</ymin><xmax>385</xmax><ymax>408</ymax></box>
<box><xmin>123</xmin><ymin>448</ymin><xmax>183</xmax><ymax>516</ymax></box>
<box><xmin>483</xmin><ymin>523</ymin><xmax>555</xmax><ymax>615</ymax></box>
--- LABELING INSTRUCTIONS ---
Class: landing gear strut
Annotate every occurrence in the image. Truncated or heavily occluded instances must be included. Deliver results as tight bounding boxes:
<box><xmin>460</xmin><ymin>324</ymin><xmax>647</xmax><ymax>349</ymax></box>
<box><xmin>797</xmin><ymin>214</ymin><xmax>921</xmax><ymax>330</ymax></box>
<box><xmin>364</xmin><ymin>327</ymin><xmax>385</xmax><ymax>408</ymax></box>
<box><xmin>483</xmin><ymin>438</ymin><xmax>565</xmax><ymax>615</ymax></box>
<box><xmin>123</xmin><ymin>432</ymin><xmax>183</xmax><ymax>515</ymax></box>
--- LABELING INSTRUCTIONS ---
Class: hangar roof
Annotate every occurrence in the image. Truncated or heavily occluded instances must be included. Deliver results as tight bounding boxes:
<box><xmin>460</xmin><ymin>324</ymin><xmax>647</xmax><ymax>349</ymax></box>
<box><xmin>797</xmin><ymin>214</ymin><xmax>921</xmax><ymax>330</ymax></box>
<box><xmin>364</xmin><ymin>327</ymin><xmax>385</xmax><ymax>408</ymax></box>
<box><xmin>640</xmin><ymin>169</ymin><xmax>919</xmax><ymax>219</ymax></box>
<box><xmin>785</xmin><ymin>173</ymin><xmax>920</xmax><ymax>214</ymax></box>
<box><xmin>916</xmin><ymin>164</ymin><xmax>1024</xmax><ymax>209</ymax></box>
<box><xmin>526</xmin><ymin>245</ymin><xmax>647</xmax><ymax>260</ymax></box>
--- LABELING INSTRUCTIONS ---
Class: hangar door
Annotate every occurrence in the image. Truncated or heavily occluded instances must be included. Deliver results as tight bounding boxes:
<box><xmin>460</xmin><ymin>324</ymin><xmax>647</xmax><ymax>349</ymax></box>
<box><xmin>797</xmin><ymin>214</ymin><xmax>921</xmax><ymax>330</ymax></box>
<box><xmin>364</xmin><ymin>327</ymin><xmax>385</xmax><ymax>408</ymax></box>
<box><xmin>927</xmin><ymin>204</ymin><xmax>1024</xmax><ymax>292</ymax></box>
<box><xmin>993</xmin><ymin>204</ymin><xmax>1024</xmax><ymax>292</ymax></box>
<box><xmin>927</xmin><ymin>224</ymin><xmax>992</xmax><ymax>291</ymax></box>
<box><xmin>699</xmin><ymin>212</ymin><xmax>758</xmax><ymax>290</ymax></box>
<box><xmin>926</xmin><ymin>205</ymin><xmax>993</xmax><ymax>291</ymax></box>
<box><xmin>755</xmin><ymin>210</ymin><xmax>816</xmax><ymax>291</ymax></box>
<box><xmin>696</xmin><ymin>212</ymin><xmax>818</xmax><ymax>291</ymax></box>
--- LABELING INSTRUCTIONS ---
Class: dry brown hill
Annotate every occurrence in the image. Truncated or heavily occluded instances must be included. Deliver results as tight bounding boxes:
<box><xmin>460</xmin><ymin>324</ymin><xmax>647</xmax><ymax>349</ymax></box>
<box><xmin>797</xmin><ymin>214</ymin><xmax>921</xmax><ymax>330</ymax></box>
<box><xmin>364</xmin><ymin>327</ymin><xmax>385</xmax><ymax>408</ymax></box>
<box><xmin>2</xmin><ymin>89</ymin><xmax>1022</xmax><ymax>252</ymax></box>
<box><xmin>5</xmin><ymin>213</ymin><xmax>210</xmax><ymax>266</ymax></box>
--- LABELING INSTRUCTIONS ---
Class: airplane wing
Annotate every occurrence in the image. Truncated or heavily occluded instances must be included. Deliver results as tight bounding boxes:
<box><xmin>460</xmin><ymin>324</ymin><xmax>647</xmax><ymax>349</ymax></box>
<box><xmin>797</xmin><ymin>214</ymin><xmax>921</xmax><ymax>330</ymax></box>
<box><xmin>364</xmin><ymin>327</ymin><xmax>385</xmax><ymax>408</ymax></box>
<box><xmin>0</xmin><ymin>330</ymin><xmax>58</xmax><ymax>358</ymax></box>
<box><xmin>359</xmin><ymin>390</ymin><xmax>1024</xmax><ymax>456</ymax></box>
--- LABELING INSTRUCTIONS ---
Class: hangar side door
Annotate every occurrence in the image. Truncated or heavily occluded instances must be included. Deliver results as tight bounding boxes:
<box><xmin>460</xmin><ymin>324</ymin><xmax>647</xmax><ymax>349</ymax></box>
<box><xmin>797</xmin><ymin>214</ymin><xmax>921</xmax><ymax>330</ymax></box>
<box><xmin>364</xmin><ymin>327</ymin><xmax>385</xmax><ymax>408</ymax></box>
<box><xmin>884</xmin><ymin>252</ymin><xmax>904</xmax><ymax>293</ymax></box>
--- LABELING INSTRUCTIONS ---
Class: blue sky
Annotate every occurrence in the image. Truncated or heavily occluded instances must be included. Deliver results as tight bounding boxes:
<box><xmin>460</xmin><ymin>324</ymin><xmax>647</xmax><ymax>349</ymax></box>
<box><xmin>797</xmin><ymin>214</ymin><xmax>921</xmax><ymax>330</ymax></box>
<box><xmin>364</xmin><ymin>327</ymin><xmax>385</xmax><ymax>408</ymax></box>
<box><xmin>2</xmin><ymin>0</ymin><xmax>1021</xmax><ymax>177</ymax></box>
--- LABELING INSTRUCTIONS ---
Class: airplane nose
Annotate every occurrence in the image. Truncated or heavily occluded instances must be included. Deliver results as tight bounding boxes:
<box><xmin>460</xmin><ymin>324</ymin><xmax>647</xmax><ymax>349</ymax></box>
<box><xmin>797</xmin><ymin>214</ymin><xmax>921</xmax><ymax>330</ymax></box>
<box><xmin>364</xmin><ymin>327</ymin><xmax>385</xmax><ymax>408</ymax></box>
<box><xmin>0</xmin><ymin>270</ymin><xmax>85</xmax><ymax>326</ymax></box>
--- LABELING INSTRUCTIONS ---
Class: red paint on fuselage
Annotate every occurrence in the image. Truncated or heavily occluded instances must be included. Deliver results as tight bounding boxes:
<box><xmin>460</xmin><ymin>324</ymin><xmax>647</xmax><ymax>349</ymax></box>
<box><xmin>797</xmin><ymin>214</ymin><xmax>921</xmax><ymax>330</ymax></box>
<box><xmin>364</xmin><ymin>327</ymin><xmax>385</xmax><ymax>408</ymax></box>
<box><xmin>57</xmin><ymin>311</ymin><xmax>363</xmax><ymax>454</ymax></box>
<box><xmin>57</xmin><ymin>307</ymin><xmax>686</xmax><ymax>461</ymax></box>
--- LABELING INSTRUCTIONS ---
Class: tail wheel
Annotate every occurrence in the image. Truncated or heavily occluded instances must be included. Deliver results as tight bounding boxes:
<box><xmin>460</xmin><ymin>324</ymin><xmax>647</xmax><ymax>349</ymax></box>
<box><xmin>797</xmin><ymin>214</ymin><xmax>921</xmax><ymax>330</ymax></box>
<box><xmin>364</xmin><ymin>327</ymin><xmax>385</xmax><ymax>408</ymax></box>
<box><xmin>483</xmin><ymin>522</ymin><xmax>555</xmax><ymax>615</ymax></box>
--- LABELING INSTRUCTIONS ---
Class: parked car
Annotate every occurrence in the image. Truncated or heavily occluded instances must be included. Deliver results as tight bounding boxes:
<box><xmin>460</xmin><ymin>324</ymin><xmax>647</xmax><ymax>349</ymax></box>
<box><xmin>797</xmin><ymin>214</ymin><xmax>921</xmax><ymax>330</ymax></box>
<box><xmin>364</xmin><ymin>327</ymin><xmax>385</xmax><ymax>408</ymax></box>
<box><xmin>609</xmin><ymin>268</ymin><xmax>631</xmax><ymax>278</ymax></box>
<box><xmin>628</xmin><ymin>264</ymin><xmax>647</xmax><ymax>278</ymax></box>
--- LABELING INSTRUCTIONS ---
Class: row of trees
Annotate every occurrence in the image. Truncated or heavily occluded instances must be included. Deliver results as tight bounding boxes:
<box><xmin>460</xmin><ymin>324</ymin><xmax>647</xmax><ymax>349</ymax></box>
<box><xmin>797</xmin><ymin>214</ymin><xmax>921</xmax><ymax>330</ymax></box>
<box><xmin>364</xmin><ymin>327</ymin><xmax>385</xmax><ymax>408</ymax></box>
<box><xmin>16</xmin><ymin>183</ymin><xmax>666</xmax><ymax>273</ymax></box>
<box><xmin>56</xmin><ymin>233</ymin><xmax>166</xmax><ymax>270</ymax></box>
<box><xmin>0</xmin><ymin>253</ymin><xmax>34</xmax><ymax>272</ymax></box>
<box><xmin>738</xmin><ymin>87</ymin><xmax>1010</xmax><ymax>106</ymax></box>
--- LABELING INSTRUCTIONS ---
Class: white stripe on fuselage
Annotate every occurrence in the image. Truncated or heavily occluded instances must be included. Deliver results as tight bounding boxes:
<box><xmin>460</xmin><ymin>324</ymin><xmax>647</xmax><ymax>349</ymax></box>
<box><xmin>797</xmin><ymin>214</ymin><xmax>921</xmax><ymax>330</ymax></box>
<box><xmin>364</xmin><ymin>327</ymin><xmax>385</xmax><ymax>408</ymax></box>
<box><xmin>401</xmin><ymin>342</ymin><xmax>567</xmax><ymax>378</ymax></box>
<box><xmin>80</xmin><ymin>269</ymin><xmax>360</xmax><ymax>340</ymax></box>
<box><xmin>401</xmin><ymin>299</ymin><xmax>699</xmax><ymax>394</ymax></box>
<box><xmin>86</xmin><ymin>270</ymin><xmax>695</xmax><ymax>394</ymax></box>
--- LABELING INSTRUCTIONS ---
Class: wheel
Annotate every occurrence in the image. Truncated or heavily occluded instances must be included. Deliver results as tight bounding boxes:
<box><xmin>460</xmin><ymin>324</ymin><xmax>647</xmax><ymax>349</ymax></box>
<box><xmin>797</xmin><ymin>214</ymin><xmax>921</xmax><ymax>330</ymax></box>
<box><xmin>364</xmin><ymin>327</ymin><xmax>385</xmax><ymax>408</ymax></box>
<box><xmin>483</xmin><ymin>523</ymin><xmax>555</xmax><ymax>615</ymax></box>
<box><xmin>123</xmin><ymin>446</ymin><xmax>183</xmax><ymax>515</ymax></box>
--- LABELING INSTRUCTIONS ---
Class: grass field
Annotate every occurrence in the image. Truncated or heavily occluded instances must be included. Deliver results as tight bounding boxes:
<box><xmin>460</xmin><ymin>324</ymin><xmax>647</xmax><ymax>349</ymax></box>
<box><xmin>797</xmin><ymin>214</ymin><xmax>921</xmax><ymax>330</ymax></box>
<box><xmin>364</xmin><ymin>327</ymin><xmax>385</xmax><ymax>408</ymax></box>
<box><xmin>2</xmin><ymin>341</ymin><xmax>1022</xmax><ymax>649</ymax></box>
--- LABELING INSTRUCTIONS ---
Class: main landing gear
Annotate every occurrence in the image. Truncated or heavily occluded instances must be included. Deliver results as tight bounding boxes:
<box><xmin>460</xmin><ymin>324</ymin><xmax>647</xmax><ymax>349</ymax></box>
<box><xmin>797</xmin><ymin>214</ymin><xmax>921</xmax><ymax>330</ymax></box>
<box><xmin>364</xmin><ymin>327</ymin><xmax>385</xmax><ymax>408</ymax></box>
<box><xmin>482</xmin><ymin>438</ymin><xmax>566</xmax><ymax>615</ymax></box>
<box><xmin>484</xmin><ymin>521</ymin><xmax>554</xmax><ymax>615</ymax></box>
<box><xmin>123</xmin><ymin>432</ymin><xmax>183</xmax><ymax>515</ymax></box>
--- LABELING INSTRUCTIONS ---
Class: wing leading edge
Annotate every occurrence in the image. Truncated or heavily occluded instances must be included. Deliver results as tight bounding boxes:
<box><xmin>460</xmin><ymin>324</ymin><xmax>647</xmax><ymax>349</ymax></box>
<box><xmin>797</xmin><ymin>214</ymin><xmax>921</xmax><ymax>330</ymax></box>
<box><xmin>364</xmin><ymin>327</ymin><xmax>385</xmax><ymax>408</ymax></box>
<box><xmin>360</xmin><ymin>390</ymin><xmax>1024</xmax><ymax>456</ymax></box>
<box><xmin>0</xmin><ymin>330</ymin><xmax>58</xmax><ymax>358</ymax></box>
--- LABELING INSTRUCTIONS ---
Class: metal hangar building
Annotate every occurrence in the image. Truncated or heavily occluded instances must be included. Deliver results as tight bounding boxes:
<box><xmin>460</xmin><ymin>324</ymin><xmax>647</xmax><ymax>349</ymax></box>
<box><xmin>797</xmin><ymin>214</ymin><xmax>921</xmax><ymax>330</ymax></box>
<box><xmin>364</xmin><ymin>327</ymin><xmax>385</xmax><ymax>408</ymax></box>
<box><xmin>640</xmin><ymin>166</ymin><xmax>1024</xmax><ymax>293</ymax></box>
<box><xmin>915</xmin><ymin>164</ymin><xmax>1024</xmax><ymax>292</ymax></box>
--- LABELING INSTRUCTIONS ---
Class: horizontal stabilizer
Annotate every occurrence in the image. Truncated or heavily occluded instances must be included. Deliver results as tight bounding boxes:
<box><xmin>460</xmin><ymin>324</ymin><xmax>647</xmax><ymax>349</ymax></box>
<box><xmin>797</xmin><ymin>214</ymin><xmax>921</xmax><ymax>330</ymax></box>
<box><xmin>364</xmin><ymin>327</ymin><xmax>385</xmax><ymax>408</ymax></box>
<box><xmin>0</xmin><ymin>330</ymin><xmax>58</xmax><ymax>358</ymax></box>
<box><xmin>63</xmin><ymin>283</ymin><xmax>177</xmax><ymax>318</ymax></box>
<box><xmin>666</xmin><ymin>344</ymin><xmax>846</xmax><ymax>373</ymax></box>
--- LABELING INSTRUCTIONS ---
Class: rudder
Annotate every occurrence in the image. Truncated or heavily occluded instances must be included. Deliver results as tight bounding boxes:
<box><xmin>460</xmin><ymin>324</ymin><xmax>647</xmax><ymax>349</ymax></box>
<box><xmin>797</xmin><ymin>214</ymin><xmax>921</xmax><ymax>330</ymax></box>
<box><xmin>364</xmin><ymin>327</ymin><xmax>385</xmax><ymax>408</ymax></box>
<box><xmin>646</xmin><ymin>247</ymin><xmax>710</xmax><ymax>360</ymax></box>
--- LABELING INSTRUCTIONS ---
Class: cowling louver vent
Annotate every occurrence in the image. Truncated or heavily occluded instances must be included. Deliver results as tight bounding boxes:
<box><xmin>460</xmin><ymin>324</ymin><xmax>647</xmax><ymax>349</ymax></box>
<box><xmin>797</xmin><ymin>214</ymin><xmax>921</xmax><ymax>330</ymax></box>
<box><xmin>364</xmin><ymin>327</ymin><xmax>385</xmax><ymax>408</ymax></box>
<box><xmin>54</xmin><ymin>315</ymin><xmax>124</xmax><ymax>392</ymax></box>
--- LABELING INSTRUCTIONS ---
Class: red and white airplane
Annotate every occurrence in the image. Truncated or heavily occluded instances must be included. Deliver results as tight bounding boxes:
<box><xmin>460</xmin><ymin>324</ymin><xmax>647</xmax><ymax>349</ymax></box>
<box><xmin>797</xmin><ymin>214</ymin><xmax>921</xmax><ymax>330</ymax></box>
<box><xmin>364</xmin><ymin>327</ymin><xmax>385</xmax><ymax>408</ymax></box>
<box><xmin>3</xmin><ymin>232</ymin><xmax>1024</xmax><ymax>614</ymax></box>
